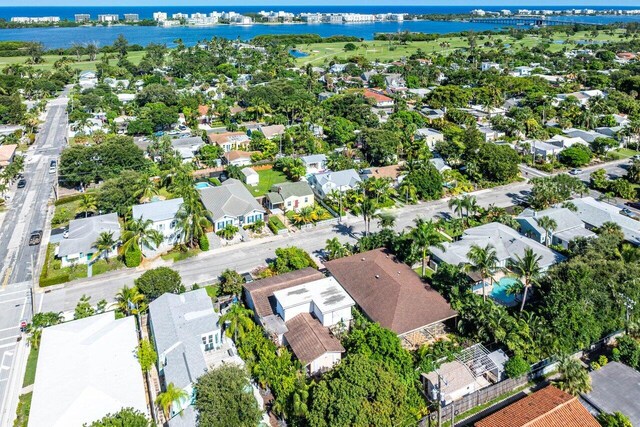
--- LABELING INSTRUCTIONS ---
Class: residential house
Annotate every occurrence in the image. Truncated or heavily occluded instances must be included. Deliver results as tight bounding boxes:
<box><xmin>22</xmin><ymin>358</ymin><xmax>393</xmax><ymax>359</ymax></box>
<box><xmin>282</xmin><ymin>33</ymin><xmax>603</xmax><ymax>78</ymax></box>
<box><xmin>564</xmin><ymin>128</ymin><xmax>607</xmax><ymax>144</ymax></box>
<box><xmin>329</xmin><ymin>63</ymin><xmax>348</xmax><ymax>74</ymax></box>
<box><xmin>359</xmin><ymin>164</ymin><xmax>402</xmax><ymax>186</ymax></box>
<box><xmin>555</xmin><ymin>89</ymin><xmax>604</xmax><ymax>106</ymax></box>
<box><xmin>57</xmin><ymin>213</ymin><xmax>121</xmax><ymax>267</ymax></box>
<box><xmin>258</xmin><ymin>124</ymin><xmax>286</xmax><ymax>140</ymax></box>
<box><xmin>384</xmin><ymin>73</ymin><xmax>407</xmax><ymax>91</ymax></box>
<box><xmin>481</xmin><ymin>61</ymin><xmax>501</xmax><ymax>72</ymax></box>
<box><xmin>308</xmin><ymin>169</ymin><xmax>362</xmax><ymax>199</ymax></box>
<box><xmin>363</xmin><ymin>89</ymin><xmax>394</xmax><ymax>108</ymax></box>
<box><xmin>28</xmin><ymin>313</ymin><xmax>148</xmax><ymax>427</ymax></box>
<box><xmin>516</xmin><ymin>207</ymin><xmax>596</xmax><ymax>248</ymax></box>
<box><xmin>571</xmin><ymin>197</ymin><xmax>640</xmax><ymax>245</ymax></box>
<box><xmin>318</xmin><ymin>92</ymin><xmax>334</xmax><ymax>102</ymax></box>
<box><xmin>582</xmin><ymin>362</ymin><xmax>640</xmax><ymax>427</ymax></box>
<box><xmin>474</xmin><ymin>385</ymin><xmax>600</xmax><ymax>427</ymax></box>
<box><xmin>265</xmin><ymin>181</ymin><xmax>314</xmax><ymax>212</ymax></box>
<box><xmin>78</xmin><ymin>70</ymin><xmax>98</xmax><ymax>89</ymax></box>
<box><xmin>300</xmin><ymin>154</ymin><xmax>327</xmax><ymax>175</ymax></box>
<box><xmin>528</xmin><ymin>139</ymin><xmax>564</xmax><ymax>161</ymax></box>
<box><xmin>198</xmin><ymin>178</ymin><xmax>265</xmax><ymax>232</ymax></box>
<box><xmin>430</xmin><ymin>222</ymin><xmax>565</xmax><ymax>271</ymax></box>
<box><xmin>325</xmin><ymin>248</ymin><xmax>457</xmax><ymax>347</ymax></box>
<box><xmin>241</xmin><ymin>167</ymin><xmax>259</xmax><ymax>186</ymax></box>
<box><xmin>415</xmin><ymin>128</ymin><xmax>444</xmax><ymax>149</ymax></box>
<box><xmin>421</xmin><ymin>108</ymin><xmax>446</xmax><ymax>122</ymax></box>
<box><xmin>116</xmin><ymin>93</ymin><xmax>136</xmax><ymax>104</ymax></box>
<box><xmin>207</xmin><ymin>131</ymin><xmax>250</xmax><ymax>152</ymax></box>
<box><xmin>170</xmin><ymin>136</ymin><xmax>205</xmax><ymax>163</ymax></box>
<box><xmin>131</xmin><ymin>198</ymin><xmax>184</xmax><ymax>256</ymax></box>
<box><xmin>149</xmin><ymin>289</ymin><xmax>240</xmax><ymax>424</ymax></box>
<box><xmin>0</xmin><ymin>144</ymin><xmax>17</xmax><ymax>168</ymax></box>
<box><xmin>429</xmin><ymin>157</ymin><xmax>451</xmax><ymax>173</ymax></box>
<box><xmin>478</xmin><ymin>126</ymin><xmax>505</xmax><ymax>142</ymax></box>
<box><xmin>224</xmin><ymin>150</ymin><xmax>254</xmax><ymax>167</ymax></box>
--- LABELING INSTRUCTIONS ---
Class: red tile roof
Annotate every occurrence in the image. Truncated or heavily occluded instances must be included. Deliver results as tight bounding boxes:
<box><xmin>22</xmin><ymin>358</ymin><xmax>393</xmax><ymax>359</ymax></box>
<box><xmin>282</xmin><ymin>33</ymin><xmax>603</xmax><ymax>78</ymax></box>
<box><xmin>475</xmin><ymin>386</ymin><xmax>600</xmax><ymax>427</ymax></box>
<box><xmin>0</xmin><ymin>144</ymin><xmax>17</xmax><ymax>167</ymax></box>
<box><xmin>324</xmin><ymin>249</ymin><xmax>457</xmax><ymax>335</ymax></box>
<box><xmin>363</xmin><ymin>89</ymin><xmax>393</xmax><ymax>104</ymax></box>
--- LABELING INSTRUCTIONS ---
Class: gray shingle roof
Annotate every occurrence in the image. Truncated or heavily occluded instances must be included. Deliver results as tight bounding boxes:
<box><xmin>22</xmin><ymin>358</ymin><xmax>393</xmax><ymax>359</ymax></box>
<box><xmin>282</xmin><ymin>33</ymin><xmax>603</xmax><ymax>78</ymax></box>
<box><xmin>517</xmin><ymin>207</ymin><xmax>585</xmax><ymax>234</ymax></box>
<box><xmin>571</xmin><ymin>197</ymin><xmax>640</xmax><ymax>245</ymax></box>
<box><xmin>198</xmin><ymin>178</ymin><xmax>264</xmax><ymax>221</ymax></box>
<box><xmin>132</xmin><ymin>198</ymin><xmax>183</xmax><ymax>223</ymax></box>
<box><xmin>430</xmin><ymin>222</ymin><xmax>564</xmax><ymax>269</ymax></box>
<box><xmin>266</xmin><ymin>181</ymin><xmax>313</xmax><ymax>204</ymax></box>
<box><xmin>58</xmin><ymin>213</ymin><xmax>121</xmax><ymax>258</ymax></box>
<box><xmin>148</xmin><ymin>289</ymin><xmax>220</xmax><ymax>389</ymax></box>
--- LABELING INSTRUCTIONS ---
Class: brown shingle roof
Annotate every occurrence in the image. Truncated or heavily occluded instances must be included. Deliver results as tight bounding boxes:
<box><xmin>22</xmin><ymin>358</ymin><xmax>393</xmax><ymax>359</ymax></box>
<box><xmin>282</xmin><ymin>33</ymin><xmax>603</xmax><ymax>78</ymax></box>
<box><xmin>284</xmin><ymin>313</ymin><xmax>344</xmax><ymax>366</ymax></box>
<box><xmin>324</xmin><ymin>249</ymin><xmax>457</xmax><ymax>335</ymax></box>
<box><xmin>475</xmin><ymin>386</ymin><xmax>600</xmax><ymax>427</ymax></box>
<box><xmin>242</xmin><ymin>268</ymin><xmax>324</xmax><ymax>319</ymax></box>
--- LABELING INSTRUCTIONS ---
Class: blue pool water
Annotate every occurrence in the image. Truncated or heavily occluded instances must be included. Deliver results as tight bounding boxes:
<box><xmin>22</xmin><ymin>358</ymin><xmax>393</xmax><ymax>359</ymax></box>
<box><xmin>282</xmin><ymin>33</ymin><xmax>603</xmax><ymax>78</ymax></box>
<box><xmin>194</xmin><ymin>182</ymin><xmax>211</xmax><ymax>190</ymax></box>
<box><xmin>289</xmin><ymin>49</ymin><xmax>309</xmax><ymax>58</ymax></box>
<box><xmin>490</xmin><ymin>277</ymin><xmax>519</xmax><ymax>306</ymax></box>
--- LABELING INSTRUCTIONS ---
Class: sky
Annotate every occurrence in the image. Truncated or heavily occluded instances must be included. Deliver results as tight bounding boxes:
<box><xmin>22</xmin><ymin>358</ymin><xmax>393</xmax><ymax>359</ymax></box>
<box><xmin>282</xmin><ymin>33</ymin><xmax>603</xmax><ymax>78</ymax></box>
<box><xmin>2</xmin><ymin>0</ymin><xmax>640</xmax><ymax>6</ymax></box>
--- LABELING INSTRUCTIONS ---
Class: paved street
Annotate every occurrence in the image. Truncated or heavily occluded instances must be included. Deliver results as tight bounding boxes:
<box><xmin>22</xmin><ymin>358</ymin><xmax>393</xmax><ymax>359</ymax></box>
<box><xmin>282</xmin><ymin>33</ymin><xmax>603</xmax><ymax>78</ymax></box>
<box><xmin>0</xmin><ymin>90</ymin><xmax>69</xmax><ymax>424</ymax></box>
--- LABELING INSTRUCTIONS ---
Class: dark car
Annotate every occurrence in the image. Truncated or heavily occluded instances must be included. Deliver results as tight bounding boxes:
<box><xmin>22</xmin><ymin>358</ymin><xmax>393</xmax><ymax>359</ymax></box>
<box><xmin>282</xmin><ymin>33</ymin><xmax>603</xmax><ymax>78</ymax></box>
<box><xmin>28</xmin><ymin>230</ymin><xmax>43</xmax><ymax>246</ymax></box>
<box><xmin>626</xmin><ymin>201</ymin><xmax>640</xmax><ymax>210</ymax></box>
<box><xmin>241</xmin><ymin>272</ymin><xmax>254</xmax><ymax>283</ymax></box>
<box><xmin>17</xmin><ymin>179</ymin><xmax>26</xmax><ymax>188</ymax></box>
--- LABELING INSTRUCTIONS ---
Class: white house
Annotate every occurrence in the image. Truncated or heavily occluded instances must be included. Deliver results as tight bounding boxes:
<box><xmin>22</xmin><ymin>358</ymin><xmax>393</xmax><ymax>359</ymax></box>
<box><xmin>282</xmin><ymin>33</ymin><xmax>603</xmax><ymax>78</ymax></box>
<box><xmin>415</xmin><ymin>128</ymin><xmax>444</xmax><ymax>149</ymax></box>
<box><xmin>131</xmin><ymin>198</ymin><xmax>183</xmax><ymax>256</ymax></box>
<box><xmin>308</xmin><ymin>169</ymin><xmax>362</xmax><ymax>198</ymax></box>
<box><xmin>198</xmin><ymin>178</ymin><xmax>265</xmax><ymax>232</ymax></box>
<box><xmin>481</xmin><ymin>61</ymin><xmax>501</xmax><ymax>72</ymax></box>
<box><xmin>300</xmin><ymin>154</ymin><xmax>327</xmax><ymax>175</ymax></box>
<box><xmin>78</xmin><ymin>71</ymin><xmax>98</xmax><ymax>90</ymax></box>
<box><xmin>241</xmin><ymin>167</ymin><xmax>259</xmax><ymax>186</ymax></box>
<box><xmin>57</xmin><ymin>213</ymin><xmax>121</xmax><ymax>267</ymax></box>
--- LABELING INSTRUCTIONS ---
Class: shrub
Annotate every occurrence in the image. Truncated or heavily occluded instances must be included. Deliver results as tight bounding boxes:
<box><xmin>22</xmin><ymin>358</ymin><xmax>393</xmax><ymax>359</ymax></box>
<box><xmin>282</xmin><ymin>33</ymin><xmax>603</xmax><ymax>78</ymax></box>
<box><xmin>217</xmin><ymin>224</ymin><xmax>238</xmax><ymax>240</ymax></box>
<box><xmin>598</xmin><ymin>355</ymin><xmax>608</xmax><ymax>367</ymax></box>
<box><xmin>125</xmin><ymin>248</ymin><xmax>142</xmax><ymax>268</ymax></box>
<box><xmin>611</xmin><ymin>348</ymin><xmax>621</xmax><ymax>362</ymax></box>
<box><xmin>135</xmin><ymin>267</ymin><xmax>182</xmax><ymax>300</ymax></box>
<box><xmin>344</xmin><ymin>42</ymin><xmax>357</xmax><ymax>51</ymax></box>
<box><xmin>504</xmin><ymin>355</ymin><xmax>531</xmax><ymax>378</ymax></box>
<box><xmin>199</xmin><ymin>234</ymin><xmax>210</xmax><ymax>251</ymax></box>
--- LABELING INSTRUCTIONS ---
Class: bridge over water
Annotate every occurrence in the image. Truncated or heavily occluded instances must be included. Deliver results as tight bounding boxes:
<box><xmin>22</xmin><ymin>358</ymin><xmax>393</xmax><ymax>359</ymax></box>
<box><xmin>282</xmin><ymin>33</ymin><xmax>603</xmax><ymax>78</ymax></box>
<box><xmin>470</xmin><ymin>16</ymin><xmax>598</xmax><ymax>26</ymax></box>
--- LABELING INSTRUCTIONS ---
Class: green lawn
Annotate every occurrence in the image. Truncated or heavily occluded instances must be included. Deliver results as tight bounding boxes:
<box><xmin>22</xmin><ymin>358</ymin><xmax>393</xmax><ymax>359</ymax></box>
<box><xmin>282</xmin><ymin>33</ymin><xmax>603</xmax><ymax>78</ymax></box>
<box><xmin>204</xmin><ymin>284</ymin><xmax>219</xmax><ymax>299</ymax></box>
<box><xmin>245</xmin><ymin>169</ymin><xmax>288</xmax><ymax>197</ymax></box>
<box><xmin>13</xmin><ymin>392</ymin><xmax>32</xmax><ymax>427</ymax></box>
<box><xmin>22</xmin><ymin>346</ymin><xmax>39</xmax><ymax>388</ymax></box>
<box><xmin>161</xmin><ymin>247</ymin><xmax>201</xmax><ymax>262</ymax></box>
<box><xmin>608</xmin><ymin>148</ymin><xmax>640</xmax><ymax>159</ymax></box>
<box><xmin>414</xmin><ymin>266</ymin><xmax>435</xmax><ymax>279</ymax></box>
<box><xmin>0</xmin><ymin>50</ymin><xmax>145</xmax><ymax>72</ymax></box>
<box><xmin>295</xmin><ymin>29</ymin><xmax>630</xmax><ymax>66</ymax></box>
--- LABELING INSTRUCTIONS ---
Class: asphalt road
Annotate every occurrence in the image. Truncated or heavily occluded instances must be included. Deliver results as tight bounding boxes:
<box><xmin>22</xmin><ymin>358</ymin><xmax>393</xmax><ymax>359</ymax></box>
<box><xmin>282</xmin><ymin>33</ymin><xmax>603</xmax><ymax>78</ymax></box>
<box><xmin>0</xmin><ymin>90</ymin><xmax>69</xmax><ymax>422</ymax></box>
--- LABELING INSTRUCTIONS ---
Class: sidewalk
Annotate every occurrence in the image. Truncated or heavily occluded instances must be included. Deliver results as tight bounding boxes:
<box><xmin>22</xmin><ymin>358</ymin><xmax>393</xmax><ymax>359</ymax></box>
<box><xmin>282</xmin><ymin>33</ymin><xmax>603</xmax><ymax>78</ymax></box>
<box><xmin>0</xmin><ymin>338</ymin><xmax>29</xmax><ymax>427</ymax></box>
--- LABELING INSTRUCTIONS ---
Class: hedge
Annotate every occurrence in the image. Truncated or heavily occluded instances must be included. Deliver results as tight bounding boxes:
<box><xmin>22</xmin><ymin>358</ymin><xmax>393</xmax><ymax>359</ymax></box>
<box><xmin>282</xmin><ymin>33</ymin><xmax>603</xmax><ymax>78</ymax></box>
<box><xmin>125</xmin><ymin>248</ymin><xmax>142</xmax><ymax>268</ymax></box>
<box><xmin>200</xmin><ymin>234</ymin><xmax>210</xmax><ymax>251</ymax></box>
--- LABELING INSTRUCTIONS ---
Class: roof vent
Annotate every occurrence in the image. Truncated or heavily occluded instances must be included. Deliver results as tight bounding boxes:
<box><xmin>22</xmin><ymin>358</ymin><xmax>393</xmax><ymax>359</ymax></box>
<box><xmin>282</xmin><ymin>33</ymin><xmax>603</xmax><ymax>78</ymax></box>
<box><xmin>361</xmin><ymin>257</ymin><xmax>366</xmax><ymax>261</ymax></box>
<box><xmin>397</xmin><ymin>271</ymin><xmax>401</xmax><ymax>275</ymax></box>
<box><xmin>375</xmin><ymin>274</ymin><xmax>380</xmax><ymax>279</ymax></box>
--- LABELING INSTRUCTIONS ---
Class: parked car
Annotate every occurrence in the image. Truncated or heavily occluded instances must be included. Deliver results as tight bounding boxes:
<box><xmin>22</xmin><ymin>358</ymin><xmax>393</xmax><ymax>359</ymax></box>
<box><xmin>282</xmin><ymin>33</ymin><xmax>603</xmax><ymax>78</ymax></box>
<box><xmin>569</xmin><ymin>168</ymin><xmax>582</xmax><ymax>175</ymax></box>
<box><xmin>17</xmin><ymin>179</ymin><xmax>26</xmax><ymax>188</ymax></box>
<box><xmin>626</xmin><ymin>201</ymin><xmax>640</xmax><ymax>210</ymax></box>
<box><xmin>20</xmin><ymin>319</ymin><xmax>27</xmax><ymax>332</ymax></box>
<box><xmin>49</xmin><ymin>160</ymin><xmax>57</xmax><ymax>174</ymax></box>
<box><xmin>241</xmin><ymin>272</ymin><xmax>254</xmax><ymax>283</ymax></box>
<box><xmin>631</xmin><ymin>155</ymin><xmax>640</xmax><ymax>161</ymax></box>
<box><xmin>620</xmin><ymin>208</ymin><xmax>640</xmax><ymax>220</ymax></box>
<box><xmin>28</xmin><ymin>230</ymin><xmax>43</xmax><ymax>246</ymax></box>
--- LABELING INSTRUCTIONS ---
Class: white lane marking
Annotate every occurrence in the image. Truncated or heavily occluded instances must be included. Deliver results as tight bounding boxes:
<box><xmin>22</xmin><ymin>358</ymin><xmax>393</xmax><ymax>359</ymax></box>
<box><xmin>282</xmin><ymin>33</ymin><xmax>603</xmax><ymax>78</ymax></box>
<box><xmin>0</xmin><ymin>297</ymin><xmax>26</xmax><ymax>305</ymax></box>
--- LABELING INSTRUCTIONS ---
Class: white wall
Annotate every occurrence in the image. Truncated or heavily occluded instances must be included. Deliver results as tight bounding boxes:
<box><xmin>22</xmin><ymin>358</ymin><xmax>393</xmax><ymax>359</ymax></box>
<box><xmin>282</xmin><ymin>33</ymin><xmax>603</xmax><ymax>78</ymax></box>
<box><xmin>314</xmin><ymin>306</ymin><xmax>352</xmax><ymax>328</ymax></box>
<box><xmin>309</xmin><ymin>352</ymin><xmax>342</xmax><ymax>375</ymax></box>
<box><xmin>278</xmin><ymin>301</ymin><xmax>313</xmax><ymax>322</ymax></box>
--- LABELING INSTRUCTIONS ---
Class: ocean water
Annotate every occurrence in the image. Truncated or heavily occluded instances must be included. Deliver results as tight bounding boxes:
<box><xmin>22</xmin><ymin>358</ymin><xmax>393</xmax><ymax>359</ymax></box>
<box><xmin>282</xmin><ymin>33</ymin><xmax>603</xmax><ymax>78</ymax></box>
<box><xmin>0</xmin><ymin>6</ymin><xmax>639</xmax><ymax>48</ymax></box>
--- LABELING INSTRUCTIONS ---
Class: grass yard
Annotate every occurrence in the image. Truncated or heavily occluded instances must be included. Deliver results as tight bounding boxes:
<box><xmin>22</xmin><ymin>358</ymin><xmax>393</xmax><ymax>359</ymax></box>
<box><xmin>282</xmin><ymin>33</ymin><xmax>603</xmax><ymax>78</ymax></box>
<box><xmin>0</xmin><ymin>50</ymin><xmax>145</xmax><ymax>72</ymax></box>
<box><xmin>607</xmin><ymin>148</ymin><xmax>640</xmax><ymax>160</ymax></box>
<box><xmin>22</xmin><ymin>346</ymin><xmax>39</xmax><ymax>388</ymax></box>
<box><xmin>295</xmin><ymin>29</ymin><xmax>629</xmax><ymax>66</ymax></box>
<box><xmin>414</xmin><ymin>266</ymin><xmax>435</xmax><ymax>279</ymax></box>
<box><xmin>244</xmin><ymin>168</ymin><xmax>288</xmax><ymax>197</ymax></box>
<box><xmin>204</xmin><ymin>284</ymin><xmax>219</xmax><ymax>299</ymax></box>
<box><xmin>51</xmin><ymin>198</ymin><xmax>82</xmax><ymax>229</ymax></box>
<box><xmin>161</xmin><ymin>247</ymin><xmax>201</xmax><ymax>262</ymax></box>
<box><xmin>13</xmin><ymin>392</ymin><xmax>32</xmax><ymax>427</ymax></box>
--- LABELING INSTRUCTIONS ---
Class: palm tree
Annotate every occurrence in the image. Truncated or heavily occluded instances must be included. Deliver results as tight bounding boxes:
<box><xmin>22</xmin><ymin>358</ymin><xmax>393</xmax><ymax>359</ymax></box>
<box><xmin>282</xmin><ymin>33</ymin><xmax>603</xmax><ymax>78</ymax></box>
<box><xmin>156</xmin><ymin>382</ymin><xmax>188</xmax><ymax>419</ymax></box>
<box><xmin>134</xmin><ymin>174</ymin><xmax>158</xmax><ymax>202</ymax></box>
<box><xmin>536</xmin><ymin>216</ymin><xmax>557</xmax><ymax>247</ymax></box>
<box><xmin>291</xmin><ymin>206</ymin><xmax>319</xmax><ymax>226</ymax></box>
<box><xmin>220</xmin><ymin>303</ymin><xmax>255</xmax><ymax>342</ymax></box>
<box><xmin>176</xmin><ymin>192</ymin><xmax>211</xmax><ymax>249</ymax></box>
<box><xmin>553</xmin><ymin>356</ymin><xmax>591</xmax><ymax>396</ymax></box>
<box><xmin>410</xmin><ymin>218</ymin><xmax>446</xmax><ymax>277</ymax></box>
<box><xmin>77</xmin><ymin>194</ymin><xmax>97</xmax><ymax>218</ymax></box>
<box><xmin>325</xmin><ymin>237</ymin><xmax>351</xmax><ymax>260</ymax></box>
<box><xmin>508</xmin><ymin>248</ymin><xmax>542</xmax><ymax>312</ymax></box>
<box><xmin>462</xmin><ymin>195</ymin><xmax>479</xmax><ymax>221</ymax></box>
<box><xmin>115</xmin><ymin>285</ymin><xmax>146</xmax><ymax>316</ymax></box>
<box><xmin>466</xmin><ymin>243</ymin><xmax>499</xmax><ymax>302</ymax></box>
<box><xmin>359</xmin><ymin>197</ymin><xmax>377</xmax><ymax>236</ymax></box>
<box><xmin>92</xmin><ymin>231</ymin><xmax>117</xmax><ymax>263</ymax></box>
<box><xmin>121</xmin><ymin>218</ymin><xmax>164</xmax><ymax>257</ymax></box>
<box><xmin>376</xmin><ymin>212</ymin><xmax>396</xmax><ymax>230</ymax></box>
<box><xmin>448</xmin><ymin>197</ymin><xmax>465</xmax><ymax>220</ymax></box>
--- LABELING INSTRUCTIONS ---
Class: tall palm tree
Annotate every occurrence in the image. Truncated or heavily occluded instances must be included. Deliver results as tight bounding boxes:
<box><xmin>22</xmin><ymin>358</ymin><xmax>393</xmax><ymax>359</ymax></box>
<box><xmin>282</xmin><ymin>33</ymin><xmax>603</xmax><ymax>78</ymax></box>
<box><xmin>376</xmin><ymin>212</ymin><xmax>396</xmax><ymax>230</ymax></box>
<box><xmin>325</xmin><ymin>237</ymin><xmax>351</xmax><ymax>260</ymax></box>
<box><xmin>156</xmin><ymin>382</ymin><xmax>188</xmax><ymax>419</ymax></box>
<box><xmin>466</xmin><ymin>243</ymin><xmax>499</xmax><ymax>302</ymax></box>
<box><xmin>359</xmin><ymin>197</ymin><xmax>377</xmax><ymax>236</ymax></box>
<box><xmin>508</xmin><ymin>248</ymin><xmax>542</xmax><ymax>312</ymax></box>
<box><xmin>134</xmin><ymin>174</ymin><xmax>158</xmax><ymax>202</ymax></box>
<box><xmin>462</xmin><ymin>195</ymin><xmax>479</xmax><ymax>221</ymax></box>
<box><xmin>77</xmin><ymin>194</ymin><xmax>97</xmax><ymax>218</ymax></box>
<box><xmin>448</xmin><ymin>197</ymin><xmax>465</xmax><ymax>220</ymax></box>
<box><xmin>175</xmin><ymin>192</ymin><xmax>211</xmax><ymax>249</ymax></box>
<box><xmin>410</xmin><ymin>218</ymin><xmax>446</xmax><ymax>277</ymax></box>
<box><xmin>115</xmin><ymin>285</ymin><xmax>146</xmax><ymax>316</ymax></box>
<box><xmin>92</xmin><ymin>231</ymin><xmax>117</xmax><ymax>263</ymax></box>
<box><xmin>553</xmin><ymin>356</ymin><xmax>591</xmax><ymax>396</ymax></box>
<box><xmin>220</xmin><ymin>303</ymin><xmax>254</xmax><ymax>342</ymax></box>
<box><xmin>121</xmin><ymin>218</ymin><xmax>164</xmax><ymax>257</ymax></box>
<box><xmin>536</xmin><ymin>216</ymin><xmax>557</xmax><ymax>247</ymax></box>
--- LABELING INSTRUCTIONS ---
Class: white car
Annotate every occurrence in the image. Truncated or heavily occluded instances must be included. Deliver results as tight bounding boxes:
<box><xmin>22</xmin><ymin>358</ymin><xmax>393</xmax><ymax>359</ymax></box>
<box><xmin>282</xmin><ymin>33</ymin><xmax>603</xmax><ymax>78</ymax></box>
<box><xmin>569</xmin><ymin>168</ymin><xmax>582</xmax><ymax>175</ymax></box>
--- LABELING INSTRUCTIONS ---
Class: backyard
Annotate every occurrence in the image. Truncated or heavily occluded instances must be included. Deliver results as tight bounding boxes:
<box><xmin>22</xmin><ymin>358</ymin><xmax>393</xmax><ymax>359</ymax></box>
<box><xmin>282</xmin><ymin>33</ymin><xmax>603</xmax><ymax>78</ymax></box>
<box><xmin>39</xmin><ymin>243</ymin><xmax>124</xmax><ymax>286</ymax></box>
<box><xmin>244</xmin><ymin>168</ymin><xmax>288</xmax><ymax>197</ymax></box>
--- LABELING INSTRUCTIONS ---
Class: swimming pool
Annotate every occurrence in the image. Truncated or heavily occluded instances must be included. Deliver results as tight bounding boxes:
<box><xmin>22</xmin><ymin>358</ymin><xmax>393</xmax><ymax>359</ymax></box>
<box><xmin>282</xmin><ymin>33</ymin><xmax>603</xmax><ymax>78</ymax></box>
<box><xmin>490</xmin><ymin>277</ymin><xmax>519</xmax><ymax>306</ymax></box>
<box><xmin>194</xmin><ymin>182</ymin><xmax>211</xmax><ymax>190</ymax></box>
